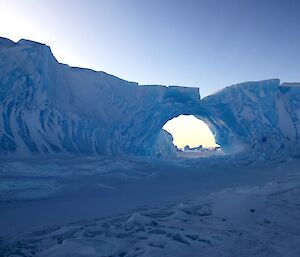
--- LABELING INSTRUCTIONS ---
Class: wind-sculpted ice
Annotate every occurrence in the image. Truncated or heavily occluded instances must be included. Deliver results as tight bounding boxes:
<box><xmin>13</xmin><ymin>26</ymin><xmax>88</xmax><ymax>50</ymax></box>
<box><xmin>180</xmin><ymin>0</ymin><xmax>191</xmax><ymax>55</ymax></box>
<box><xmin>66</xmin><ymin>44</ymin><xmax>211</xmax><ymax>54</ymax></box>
<box><xmin>1</xmin><ymin>36</ymin><xmax>300</xmax><ymax>157</ymax></box>
<box><xmin>201</xmin><ymin>79</ymin><xmax>300</xmax><ymax>154</ymax></box>
<box><xmin>0</xmin><ymin>37</ymin><xmax>200</xmax><ymax>156</ymax></box>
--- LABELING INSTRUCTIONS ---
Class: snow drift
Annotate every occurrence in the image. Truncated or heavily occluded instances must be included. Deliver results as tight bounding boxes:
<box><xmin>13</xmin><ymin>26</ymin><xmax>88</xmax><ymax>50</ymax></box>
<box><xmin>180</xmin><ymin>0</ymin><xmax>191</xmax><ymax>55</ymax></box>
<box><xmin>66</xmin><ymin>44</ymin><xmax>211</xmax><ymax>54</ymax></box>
<box><xmin>1</xmin><ymin>37</ymin><xmax>300</xmax><ymax>157</ymax></box>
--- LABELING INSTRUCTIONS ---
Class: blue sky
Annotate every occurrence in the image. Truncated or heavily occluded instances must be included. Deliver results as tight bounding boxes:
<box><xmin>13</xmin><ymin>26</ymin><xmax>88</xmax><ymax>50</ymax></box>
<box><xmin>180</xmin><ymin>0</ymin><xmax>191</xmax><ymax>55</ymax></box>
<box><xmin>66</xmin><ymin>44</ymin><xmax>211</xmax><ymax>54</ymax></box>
<box><xmin>1</xmin><ymin>0</ymin><xmax>300</xmax><ymax>97</ymax></box>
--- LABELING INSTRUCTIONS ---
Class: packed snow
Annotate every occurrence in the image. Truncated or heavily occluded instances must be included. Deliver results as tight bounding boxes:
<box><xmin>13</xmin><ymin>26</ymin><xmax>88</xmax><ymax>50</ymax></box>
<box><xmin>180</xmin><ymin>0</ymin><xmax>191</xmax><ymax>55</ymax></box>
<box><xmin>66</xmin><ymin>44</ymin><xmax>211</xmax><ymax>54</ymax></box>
<box><xmin>1</xmin><ymin>155</ymin><xmax>300</xmax><ymax>257</ymax></box>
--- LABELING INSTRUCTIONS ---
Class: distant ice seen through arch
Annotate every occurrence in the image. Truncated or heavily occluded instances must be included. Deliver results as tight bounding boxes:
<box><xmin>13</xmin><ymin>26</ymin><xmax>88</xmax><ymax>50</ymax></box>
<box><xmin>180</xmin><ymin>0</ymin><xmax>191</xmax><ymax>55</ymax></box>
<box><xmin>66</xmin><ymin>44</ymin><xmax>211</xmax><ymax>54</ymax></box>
<box><xmin>163</xmin><ymin>115</ymin><xmax>218</xmax><ymax>149</ymax></box>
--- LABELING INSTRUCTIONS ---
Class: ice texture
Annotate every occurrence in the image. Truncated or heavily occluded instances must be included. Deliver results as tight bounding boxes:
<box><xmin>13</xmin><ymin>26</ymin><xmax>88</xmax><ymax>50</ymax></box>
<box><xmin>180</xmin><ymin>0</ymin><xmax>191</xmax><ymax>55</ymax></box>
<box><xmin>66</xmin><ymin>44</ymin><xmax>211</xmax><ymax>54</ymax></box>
<box><xmin>1</xmin><ymin>37</ymin><xmax>300</xmax><ymax>157</ymax></box>
<box><xmin>201</xmin><ymin>79</ymin><xmax>300</xmax><ymax>154</ymax></box>
<box><xmin>2</xmin><ymin>168</ymin><xmax>300</xmax><ymax>257</ymax></box>
<box><xmin>0</xmin><ymin>37</ymin><xmax>200</xmax><ymax>156</ymax></box>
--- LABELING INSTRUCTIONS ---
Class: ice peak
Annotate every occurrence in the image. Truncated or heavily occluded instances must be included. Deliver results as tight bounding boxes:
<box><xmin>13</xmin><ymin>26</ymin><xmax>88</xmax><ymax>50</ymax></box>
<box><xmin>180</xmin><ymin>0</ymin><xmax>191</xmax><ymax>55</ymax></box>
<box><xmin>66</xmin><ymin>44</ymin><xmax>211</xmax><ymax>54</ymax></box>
<box><xmin>0</xmin><ymin>37</ymin><xmax>16</xmax><ymax>48</ymax></box>
<box><xmin>17</xmin><ymin>38</ymin><xmax>49</xmax><ymax>48</ymax></box>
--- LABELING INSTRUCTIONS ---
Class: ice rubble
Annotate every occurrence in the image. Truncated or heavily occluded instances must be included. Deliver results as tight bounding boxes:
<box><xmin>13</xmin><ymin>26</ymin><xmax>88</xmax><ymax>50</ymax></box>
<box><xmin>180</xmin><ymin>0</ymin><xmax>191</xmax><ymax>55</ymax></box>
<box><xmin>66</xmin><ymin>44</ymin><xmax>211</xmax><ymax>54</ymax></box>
<box><xmin>1</xmin><ymin>37</ymin><xmax>300</xmax><ymax>157</ymax></box>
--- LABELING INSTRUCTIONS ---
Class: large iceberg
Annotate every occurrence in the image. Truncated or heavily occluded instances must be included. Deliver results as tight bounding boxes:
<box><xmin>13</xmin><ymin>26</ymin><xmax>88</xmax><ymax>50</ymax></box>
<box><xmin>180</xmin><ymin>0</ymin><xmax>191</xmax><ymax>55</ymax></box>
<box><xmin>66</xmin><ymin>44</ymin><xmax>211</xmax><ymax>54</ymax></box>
<box><xmin>0</xmin><ymin>37</ymin><xmax>300</xmax><ymax>157</ymax></box>
<box><xmin>0</xmin><ymin>37</ymin><xmax>200</xmax><ymax>156</ymax></box>
<box><xmin>201</xmin><ymin>80</ymin><xmax>300</xmax><ymax>154</ymax></box>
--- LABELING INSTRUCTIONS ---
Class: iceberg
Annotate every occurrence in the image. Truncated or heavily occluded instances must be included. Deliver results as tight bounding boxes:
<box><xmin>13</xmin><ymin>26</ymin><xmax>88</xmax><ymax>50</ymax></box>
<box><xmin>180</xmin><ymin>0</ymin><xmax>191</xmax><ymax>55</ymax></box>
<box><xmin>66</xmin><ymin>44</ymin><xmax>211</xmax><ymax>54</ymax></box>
<box><xmin>0</xmin><ymin>37</ymin><xmax>200</xmax><ymax>156</ymax></box>
<box><xmin>202</xmin><ymin>79</ymin><xmax>300</xmax><ymax>155</ymax></box>
<box><xmin>1</xmin><ymin>37</ymin><xmax>300</xmax><ymax>157</ymax></box>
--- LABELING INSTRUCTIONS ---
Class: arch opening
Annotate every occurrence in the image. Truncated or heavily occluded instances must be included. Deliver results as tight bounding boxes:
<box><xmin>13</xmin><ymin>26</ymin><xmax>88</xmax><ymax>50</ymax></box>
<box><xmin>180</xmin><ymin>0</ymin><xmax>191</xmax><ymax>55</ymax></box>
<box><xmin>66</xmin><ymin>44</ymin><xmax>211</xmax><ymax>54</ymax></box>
<box><xmin>162</xmin><ymin>115</ymin><xmax>221</xmax><ymax>157</ymax></box>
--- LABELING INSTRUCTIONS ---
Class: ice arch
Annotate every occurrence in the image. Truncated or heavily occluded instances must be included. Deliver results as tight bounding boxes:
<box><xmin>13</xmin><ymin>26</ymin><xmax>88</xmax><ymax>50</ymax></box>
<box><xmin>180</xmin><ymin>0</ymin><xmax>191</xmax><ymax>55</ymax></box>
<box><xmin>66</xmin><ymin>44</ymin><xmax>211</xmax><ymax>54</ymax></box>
<box><xmin>1</xmin><ymin>37</ymin><xmax>300</xmax><ymax>157</ymax></box>
<box><xmin>163</xmin><ymin>115</ymin><xmax>218</xmax><ymax>149</ymax></box>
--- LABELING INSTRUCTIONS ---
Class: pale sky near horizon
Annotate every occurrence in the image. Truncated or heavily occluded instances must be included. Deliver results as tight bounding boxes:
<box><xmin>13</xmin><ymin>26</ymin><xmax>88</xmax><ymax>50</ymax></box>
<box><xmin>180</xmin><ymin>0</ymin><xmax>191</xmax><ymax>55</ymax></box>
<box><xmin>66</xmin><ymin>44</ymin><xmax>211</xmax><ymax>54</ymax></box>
<box><xmin>163</xmin><ymin>115</ymin><xmax>218</xmax><ymax>148</ymax></box>
<box><xmin>1</xmin><ymin>0</ymin><xmax>300</xmax><ymax>147</ymax></box>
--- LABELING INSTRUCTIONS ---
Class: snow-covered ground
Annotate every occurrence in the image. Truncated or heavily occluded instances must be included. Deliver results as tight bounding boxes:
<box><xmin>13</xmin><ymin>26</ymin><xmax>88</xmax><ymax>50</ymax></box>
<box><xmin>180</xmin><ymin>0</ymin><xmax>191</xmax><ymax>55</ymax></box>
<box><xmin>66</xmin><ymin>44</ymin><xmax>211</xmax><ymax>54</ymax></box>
<box><xmin>1</xmin><ymin>154</ymin><xmax>300</xmax><ymax>256</ymax></box>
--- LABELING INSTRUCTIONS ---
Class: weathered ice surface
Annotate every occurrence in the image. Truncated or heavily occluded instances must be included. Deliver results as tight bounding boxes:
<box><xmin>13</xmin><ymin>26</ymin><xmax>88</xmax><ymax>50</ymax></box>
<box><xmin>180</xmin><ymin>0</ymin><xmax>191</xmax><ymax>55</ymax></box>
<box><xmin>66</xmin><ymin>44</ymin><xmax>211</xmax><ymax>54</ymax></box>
<box><xmin>201</xmin><ymin>80</ymin><xmax>300</xmax><ymax>154</ymax></box>
<box><xmin>1</xmin><ymin>37</ymin><xmax>300</xmax><ymax>157</ymax></box>
<box><xmin>0</xmin><ymin>37</ymin><xmax>200</xmax><ymax>156</ymax></box>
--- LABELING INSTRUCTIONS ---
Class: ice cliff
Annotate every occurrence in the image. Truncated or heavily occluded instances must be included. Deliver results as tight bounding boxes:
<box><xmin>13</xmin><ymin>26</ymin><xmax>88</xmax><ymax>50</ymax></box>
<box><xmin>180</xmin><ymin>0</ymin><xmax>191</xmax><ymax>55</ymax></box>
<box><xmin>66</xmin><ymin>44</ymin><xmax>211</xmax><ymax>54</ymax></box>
<box><xmin>201</xmin><ymin>79</ymin><xmax>300</xmax><ymax>155</ymax></box>
<box><xmin>0</xmin><ymin>37</ymin><xmax>201</xmax><ymax>156</ymax></box>
<box><xmin>1</xmin><ymin>37</ymin><xmax>300</xmax><ymax>157</ymax></box>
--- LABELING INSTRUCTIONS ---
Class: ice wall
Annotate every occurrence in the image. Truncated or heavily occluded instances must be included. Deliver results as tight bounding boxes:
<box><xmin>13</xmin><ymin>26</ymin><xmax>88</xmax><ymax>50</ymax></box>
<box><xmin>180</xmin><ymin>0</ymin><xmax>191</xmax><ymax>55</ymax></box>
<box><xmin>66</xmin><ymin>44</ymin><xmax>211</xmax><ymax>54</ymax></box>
<box><xmin>200</xmin><ymin>80</ymin><xmax>300</xmax><ymax>154</ymax></box>
<box><xmin>0</xmin><ymin>38</ymin><xmax>200</xmax><ymax>156</ymax></box>
<box><xmin>1</xmin><ymin>37</ymin><xmax>300</xmax><ymax>157</ymax></box>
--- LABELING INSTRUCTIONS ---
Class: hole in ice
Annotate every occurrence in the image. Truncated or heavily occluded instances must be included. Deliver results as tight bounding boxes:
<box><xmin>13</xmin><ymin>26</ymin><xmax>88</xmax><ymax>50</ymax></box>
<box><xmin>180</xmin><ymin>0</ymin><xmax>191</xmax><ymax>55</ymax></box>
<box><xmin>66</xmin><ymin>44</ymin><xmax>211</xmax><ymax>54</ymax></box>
<box><xmin>163</xmin><ymin>115</ymin><xmax>221</xmax><ymax>157</ymax></box>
